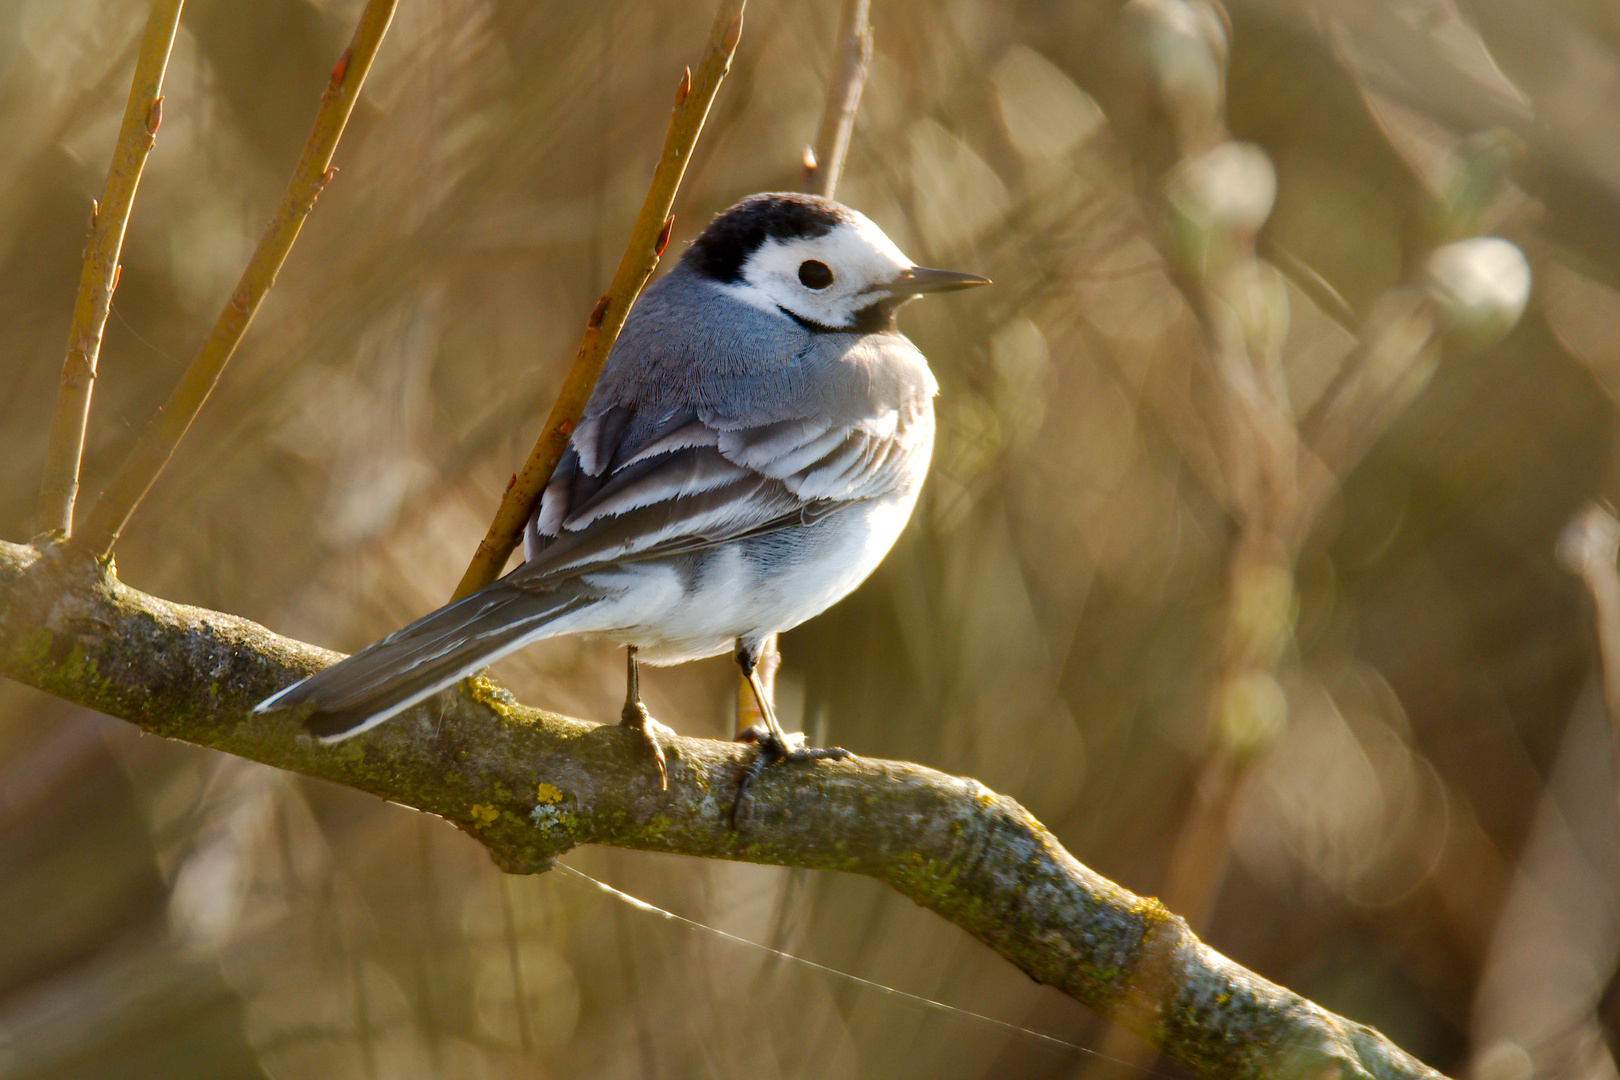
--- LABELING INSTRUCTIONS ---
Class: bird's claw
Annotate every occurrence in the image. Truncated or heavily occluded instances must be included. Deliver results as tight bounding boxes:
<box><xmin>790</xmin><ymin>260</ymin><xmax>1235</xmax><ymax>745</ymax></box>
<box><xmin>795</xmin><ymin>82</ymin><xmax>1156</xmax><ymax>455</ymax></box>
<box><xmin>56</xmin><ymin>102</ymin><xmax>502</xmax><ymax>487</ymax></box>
<box><xmin>731</xmin><ymin>724</ymin><xmax>849</xmax><ymax>827</ymax></box>
<box><xmin>620</xmin><ymin>701</ymin><xmax>670</xmax><ymax>791</ymax></box>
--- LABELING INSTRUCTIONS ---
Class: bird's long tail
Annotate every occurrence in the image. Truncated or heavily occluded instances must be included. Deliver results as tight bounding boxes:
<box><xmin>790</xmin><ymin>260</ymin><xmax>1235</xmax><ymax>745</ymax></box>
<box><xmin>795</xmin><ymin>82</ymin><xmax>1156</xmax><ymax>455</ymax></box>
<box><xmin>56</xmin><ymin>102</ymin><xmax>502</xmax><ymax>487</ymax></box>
<box><xmin>255</xmin><ymin>578</ymin><xmax>599</xmax><ymax>741</ymax></box>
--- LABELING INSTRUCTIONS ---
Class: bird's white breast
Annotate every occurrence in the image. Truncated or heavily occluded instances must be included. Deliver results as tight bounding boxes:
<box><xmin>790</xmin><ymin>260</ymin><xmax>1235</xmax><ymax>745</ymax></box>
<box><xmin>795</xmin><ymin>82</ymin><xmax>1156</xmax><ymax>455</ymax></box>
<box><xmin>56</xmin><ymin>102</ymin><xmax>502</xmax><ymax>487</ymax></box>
<box><xmin>573</xmin><ymin>409</ymin><xmax>934</xmax><ymax>665</ymax></box>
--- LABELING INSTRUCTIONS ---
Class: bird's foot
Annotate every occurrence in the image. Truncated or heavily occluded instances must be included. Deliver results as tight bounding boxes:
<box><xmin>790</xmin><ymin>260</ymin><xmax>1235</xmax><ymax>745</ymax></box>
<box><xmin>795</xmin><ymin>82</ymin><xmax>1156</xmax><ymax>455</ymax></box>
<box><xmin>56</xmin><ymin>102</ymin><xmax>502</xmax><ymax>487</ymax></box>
<box><xmin>620</xmin><ymin>700</ymin><xmax>671</xmax><ymax>791</ymax></box>
<box><xmin>731</xmin><ymin>724</ymin><xmax>849</xmax><ymax>826</ymax></box>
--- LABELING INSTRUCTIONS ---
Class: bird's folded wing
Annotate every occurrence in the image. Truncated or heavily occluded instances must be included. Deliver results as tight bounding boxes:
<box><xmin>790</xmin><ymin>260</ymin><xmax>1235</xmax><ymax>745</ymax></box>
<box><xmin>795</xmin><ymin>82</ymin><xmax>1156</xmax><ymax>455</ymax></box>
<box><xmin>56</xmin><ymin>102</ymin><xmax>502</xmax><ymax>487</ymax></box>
<box><xmin>517</xmin><ymin>404</ymin><xmax>918</xmax><ymax>584</ymax></box>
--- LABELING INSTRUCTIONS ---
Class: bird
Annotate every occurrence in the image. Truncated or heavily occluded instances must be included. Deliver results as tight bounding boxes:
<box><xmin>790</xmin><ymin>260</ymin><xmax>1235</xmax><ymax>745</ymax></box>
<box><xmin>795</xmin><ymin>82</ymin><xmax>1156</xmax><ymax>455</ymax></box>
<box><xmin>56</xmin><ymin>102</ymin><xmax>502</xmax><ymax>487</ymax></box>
<box><xmin>255</xmin><ymin>191</ymin><xmax>988</xmax><ymax>803</ymax></box>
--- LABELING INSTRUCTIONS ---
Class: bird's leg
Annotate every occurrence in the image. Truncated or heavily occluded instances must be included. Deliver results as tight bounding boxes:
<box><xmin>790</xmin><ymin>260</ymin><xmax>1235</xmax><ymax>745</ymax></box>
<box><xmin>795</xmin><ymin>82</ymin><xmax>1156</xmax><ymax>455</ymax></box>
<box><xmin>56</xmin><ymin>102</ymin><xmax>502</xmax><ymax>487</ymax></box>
<box><xmin>731</xmin><ymin>639</ymin><xmax>848</xmax><ymax>825</ymax></box>
<box><xmin>744</xmin><ymin>665</ymin><xmax>794</xmax><ymax>749</ymax></box>
<box><xmin>618</xmin><ymin>645</ymin><xmax>667</xmax><ymax>791</ymax></box>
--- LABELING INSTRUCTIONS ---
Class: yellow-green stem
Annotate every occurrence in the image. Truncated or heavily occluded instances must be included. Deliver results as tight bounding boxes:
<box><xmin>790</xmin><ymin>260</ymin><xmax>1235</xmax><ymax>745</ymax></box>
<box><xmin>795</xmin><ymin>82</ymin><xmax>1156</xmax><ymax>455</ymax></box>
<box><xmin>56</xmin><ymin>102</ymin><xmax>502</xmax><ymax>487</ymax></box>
<box><xmin>450</xmin><ymin>0</ymin><xmax>747</xmax><ymax>602</ymax></box>
<box><xmin>804</xmin><ymin>0</ymin><xmax>871</xmax><ymax>199</ymax></box>
<box><xmin>80</xmin><ymin>0</ymin><xmax>399</xmax><ymax>559</ymax></box>
<box><xmin>738</xmin><ymin>0</ymin><xmax>873</xmax><ymax>730</ymax></box>
<box><xmin>36</xmin><ymin>0</ymin><xmax>184</xmax><ymax>538</ymax></box>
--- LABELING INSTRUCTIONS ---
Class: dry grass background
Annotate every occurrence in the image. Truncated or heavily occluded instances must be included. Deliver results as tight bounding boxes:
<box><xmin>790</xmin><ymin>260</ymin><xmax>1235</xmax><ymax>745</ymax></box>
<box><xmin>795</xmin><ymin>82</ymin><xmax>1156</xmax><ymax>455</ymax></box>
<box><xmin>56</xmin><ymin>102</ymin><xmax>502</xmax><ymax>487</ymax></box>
<box><xmin>2</xmin><ymin>0</ymin><xmax>1619</xmax><ymax>1077</ymax></box>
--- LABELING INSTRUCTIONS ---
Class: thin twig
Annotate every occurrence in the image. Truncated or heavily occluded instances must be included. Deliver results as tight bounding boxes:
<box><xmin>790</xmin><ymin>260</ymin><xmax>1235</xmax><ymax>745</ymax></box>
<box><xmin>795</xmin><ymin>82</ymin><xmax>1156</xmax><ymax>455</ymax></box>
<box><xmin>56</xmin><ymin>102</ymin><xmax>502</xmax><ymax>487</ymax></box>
<box><xmin>35</xmin><ymin>0</ymin><xmax>184</xmax><ymax>539</ymax></box>
<box><xmin>737</xmin><ymin>0</ymin><xmax>873</xmax><ymax>730</ymax></box>
<box><xmin>1259</xmin><ymin>236</ymin><xmax>1357</xmax><ymax>332</ymax></box>
<box><xmin>1557</xmin><ymin>504</ymin><xmax>1620</xmax><ymax>808</ymax></box>
<box><xmin>449</xmin><ymin>0</ymin><xmax>747</xmax><ymax>602</ymax></box>
<box><xmin>1295</xmin><ymin>290</ymin><xmax>1441</xmax><ymax>535</ymax></box>
<box><xmin>1091</xmin><ymin>9</ymin><xmax>1290</xmax><ymax>1076</ymax></box>
<box><xmin>803</xmin><ymin>0</ymin><xmax>871</xmax><ymax>198</ymax></box>
<box><xmin>79</xmin><ymin>0</ymin><xmax>400</xmax><ymax>559</ymax></box>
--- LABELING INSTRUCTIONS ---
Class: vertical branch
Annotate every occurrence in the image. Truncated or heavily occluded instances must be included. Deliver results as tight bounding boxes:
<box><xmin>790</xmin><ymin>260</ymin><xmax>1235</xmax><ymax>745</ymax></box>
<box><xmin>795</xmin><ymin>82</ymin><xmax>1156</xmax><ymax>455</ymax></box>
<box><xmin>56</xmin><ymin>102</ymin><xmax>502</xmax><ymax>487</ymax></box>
<box><xmin>803</xmin><ymin>0</ymin><xmax>872</xmax><ymax>199</ymax></box>
<box><xmin>80</xmin><ymin>0</ymin><xmax>400</xmax><ymax>559</ymax></box>
<box><xmin>1298</xmin><ymin>236</ymin><xmax>1527</xmax><ymax>531</ymax></box>
<box><xmin>1558</xmin><ymin>504</ymin><xmax>1620</xmax><ymax>1071</ymax></box>
<box><xmin>739</xmin><ymin>0</ymin><xmax>873</xmax><ymax>734</ymax></box>
<box><xmin>1117</xmin><ymin>0</ymin><xmax>1528</xmax><ymax>935</ymax></box>
<box><xmin>449</xmin><ymin>0</ymin><xmax>747</xmax><ymax>602</ymax></box>
<box><xmin>1125</xmin><ymin>0</ymin><xmax>1298</xmax><ymax>933</ymax></box>
<box><xmin>1094</xmin><ymin>13</ymin><xmax>1531</xmax><ymax>1076</ymax></box>
<box><xmin>35</xmin><ymin>0</ymin><xmax>184</xmax><ymax>539</ymax></box>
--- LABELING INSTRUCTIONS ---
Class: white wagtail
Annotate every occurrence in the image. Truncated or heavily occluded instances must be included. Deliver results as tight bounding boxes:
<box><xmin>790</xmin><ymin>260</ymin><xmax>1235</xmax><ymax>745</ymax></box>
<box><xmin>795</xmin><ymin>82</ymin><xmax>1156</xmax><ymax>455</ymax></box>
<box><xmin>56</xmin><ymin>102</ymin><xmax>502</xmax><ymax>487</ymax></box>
<box><xmin>256</xmin><ymin>192</ymin><xmax>988</xmax><ymax>799</ymax></box>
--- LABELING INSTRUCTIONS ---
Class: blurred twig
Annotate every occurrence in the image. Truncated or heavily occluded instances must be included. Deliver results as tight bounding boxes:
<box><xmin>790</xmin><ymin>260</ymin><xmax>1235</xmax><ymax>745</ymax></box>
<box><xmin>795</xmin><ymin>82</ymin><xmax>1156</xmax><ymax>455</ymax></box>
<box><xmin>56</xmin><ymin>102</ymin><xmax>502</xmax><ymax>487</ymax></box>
<box><xmin>35</xmin><ymin>0</ymin><xmax>184</xmax><ymax>539</ymax></box>
<box><xmin>449</xmin><ymin>0</ymin><xmax>746</xmax><ymax>602</ymax></box>
<box><xmin>79</xmin><ymin>0</ymin><xmax>400</xmax><ymax>559</ymax></box>
<box><xmin>1558</xmin><ymin>503</ymin><xmax>1620</xmax><ymax>798</ymax></box>
<box><xmin>1300</xmin><ymin>236</ymin><xmax>1527</xmax><ymax>531</ymax></box>
<box><xmin>1122</xmin><ymin>0</ymin><xmax>1297</xmax><ymax>941</ymax></box>
<box><xmin>1295</xmin><ymin>289</ymin><xmax>1441</xmax><ymax>532</ymax></box>
<box><xmin>1114</xmin><ymin>0</ymin><xmax>1532</xmax><ymax>918</ymax></box>
<box><xmin>0</xmin><ymin>538</ymin><xmax>1451</xmax><ymax>1080</ymax></box>
<box><xmin>1260</xmin><ymin>237</ymin><xmax>1357</xmax><ymax>332</ymax></box>
<box><xmin>1096</xmin><ymin>3</ymin><xmax>1529</xmax><ymax>1073</ymax></box>
<box><xmin>803</xmin><ymin>0</ymin><xmax>871</xmax><ymax>198</ymax></box>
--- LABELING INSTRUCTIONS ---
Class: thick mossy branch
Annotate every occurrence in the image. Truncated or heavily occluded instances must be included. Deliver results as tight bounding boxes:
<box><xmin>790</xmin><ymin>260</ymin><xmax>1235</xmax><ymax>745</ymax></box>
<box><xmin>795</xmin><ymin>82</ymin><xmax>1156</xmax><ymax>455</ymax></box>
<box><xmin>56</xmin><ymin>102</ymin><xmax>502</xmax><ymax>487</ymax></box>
<box><xmin>0</xmin><ymin>537</ymin><xmax>1444</xmax><ymax>1080</ymax></box>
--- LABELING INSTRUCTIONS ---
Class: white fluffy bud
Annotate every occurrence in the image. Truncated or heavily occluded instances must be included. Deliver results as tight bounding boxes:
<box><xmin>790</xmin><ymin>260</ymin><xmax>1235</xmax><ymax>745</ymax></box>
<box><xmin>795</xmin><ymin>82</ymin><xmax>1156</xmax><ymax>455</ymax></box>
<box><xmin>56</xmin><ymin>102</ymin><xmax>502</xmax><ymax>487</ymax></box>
<box><xmin>1422</xmin><ymin>237</ymin><xmax>1530</xmax><ymax>348</ymax></box>
<box><xmin>1166</xmin><ymin>141</ymin><xmax>1277</xmax><ymax>273</ymax></box>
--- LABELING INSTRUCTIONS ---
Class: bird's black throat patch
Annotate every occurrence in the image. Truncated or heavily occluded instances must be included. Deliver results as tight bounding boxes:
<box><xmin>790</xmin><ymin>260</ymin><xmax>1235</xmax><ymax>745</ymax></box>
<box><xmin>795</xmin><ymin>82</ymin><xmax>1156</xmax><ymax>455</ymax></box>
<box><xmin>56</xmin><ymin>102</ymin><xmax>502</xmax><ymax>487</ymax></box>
<box><xmin>777</xmin><ymin>297</ymin><xmax>901</xmax><ymax>336</ymax></box>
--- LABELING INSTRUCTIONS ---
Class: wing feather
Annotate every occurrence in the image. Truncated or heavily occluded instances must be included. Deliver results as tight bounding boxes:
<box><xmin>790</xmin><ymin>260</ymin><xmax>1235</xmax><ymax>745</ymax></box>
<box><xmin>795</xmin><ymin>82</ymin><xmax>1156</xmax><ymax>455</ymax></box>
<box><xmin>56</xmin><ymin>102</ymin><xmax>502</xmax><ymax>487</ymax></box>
<box><xmin>519</xmin><ymin>398</ymin><xmax>925</xmax><ymax>585</ymax></box>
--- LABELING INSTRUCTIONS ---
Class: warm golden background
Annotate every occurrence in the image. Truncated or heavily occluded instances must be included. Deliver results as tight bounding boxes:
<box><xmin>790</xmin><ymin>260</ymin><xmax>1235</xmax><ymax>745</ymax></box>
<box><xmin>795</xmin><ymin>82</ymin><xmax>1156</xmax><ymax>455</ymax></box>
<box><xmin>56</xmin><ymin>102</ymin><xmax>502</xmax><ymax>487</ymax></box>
<box><xmin>2</xmin><ymin>0</ymin><xmax>1618</xmax><ymax>1077</ymax></box>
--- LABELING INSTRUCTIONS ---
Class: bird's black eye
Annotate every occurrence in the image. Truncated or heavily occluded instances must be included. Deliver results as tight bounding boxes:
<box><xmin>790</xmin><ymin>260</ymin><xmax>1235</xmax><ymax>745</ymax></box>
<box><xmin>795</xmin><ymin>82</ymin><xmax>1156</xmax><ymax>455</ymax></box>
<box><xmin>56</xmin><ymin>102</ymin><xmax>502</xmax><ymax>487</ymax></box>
<box><xmin>798</xmin><ymin>260</ymin><xmax>834</xmax><ymax>289</ymax></box>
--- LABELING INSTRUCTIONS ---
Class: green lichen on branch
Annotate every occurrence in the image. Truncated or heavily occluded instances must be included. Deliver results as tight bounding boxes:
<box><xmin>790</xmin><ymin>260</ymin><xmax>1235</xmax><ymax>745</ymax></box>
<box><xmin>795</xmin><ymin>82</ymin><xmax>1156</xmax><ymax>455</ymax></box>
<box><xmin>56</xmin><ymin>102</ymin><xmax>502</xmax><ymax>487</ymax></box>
<box><xmin>0</xmin><ymin>537</ymin><xmax>1446</xmax><ymax>1080</ymax></box>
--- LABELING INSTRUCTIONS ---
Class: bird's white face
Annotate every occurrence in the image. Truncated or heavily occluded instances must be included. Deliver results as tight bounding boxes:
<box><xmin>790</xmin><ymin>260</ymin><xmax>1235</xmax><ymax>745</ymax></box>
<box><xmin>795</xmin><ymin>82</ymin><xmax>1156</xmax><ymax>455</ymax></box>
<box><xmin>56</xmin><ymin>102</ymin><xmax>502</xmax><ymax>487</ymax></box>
<box><xmin>721</xmin><ymin>211</ymin><xmax>917</xmax><ymax>331</ymax></box>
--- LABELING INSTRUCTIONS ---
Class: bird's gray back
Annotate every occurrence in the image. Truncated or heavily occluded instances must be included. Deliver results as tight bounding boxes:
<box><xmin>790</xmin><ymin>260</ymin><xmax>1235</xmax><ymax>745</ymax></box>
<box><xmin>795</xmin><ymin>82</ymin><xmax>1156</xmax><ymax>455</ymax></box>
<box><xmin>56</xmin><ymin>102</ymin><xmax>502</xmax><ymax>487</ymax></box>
<box><xmin>517</xmin><ymin>262</ymin><xmax>939</xmax><ymax>588</ymax></box>
<box><xmin>590</xmin><ymin>266</ymin><xmax>935</xmax><ymax>441</ymax></box>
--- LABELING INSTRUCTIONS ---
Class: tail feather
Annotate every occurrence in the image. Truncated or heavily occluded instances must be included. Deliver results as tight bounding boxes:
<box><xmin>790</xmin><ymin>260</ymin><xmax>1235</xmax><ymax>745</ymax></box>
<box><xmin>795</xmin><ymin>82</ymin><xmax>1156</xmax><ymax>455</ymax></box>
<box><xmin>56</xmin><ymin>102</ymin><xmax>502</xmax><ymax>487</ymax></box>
<box><xmin>256</xmin><ymin>579</ymin><xmax>597</xmax><ymax>741</ymax></box>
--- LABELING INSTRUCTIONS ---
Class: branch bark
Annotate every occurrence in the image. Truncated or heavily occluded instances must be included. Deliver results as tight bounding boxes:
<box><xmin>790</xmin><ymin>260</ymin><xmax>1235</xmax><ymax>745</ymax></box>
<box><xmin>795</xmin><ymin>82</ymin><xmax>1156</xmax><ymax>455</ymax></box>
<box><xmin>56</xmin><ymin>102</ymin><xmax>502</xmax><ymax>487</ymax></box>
<box><xmin>0</xmin><ymin>536</ymin><xmax>1444</xmax><ymax>1080</ymax></box>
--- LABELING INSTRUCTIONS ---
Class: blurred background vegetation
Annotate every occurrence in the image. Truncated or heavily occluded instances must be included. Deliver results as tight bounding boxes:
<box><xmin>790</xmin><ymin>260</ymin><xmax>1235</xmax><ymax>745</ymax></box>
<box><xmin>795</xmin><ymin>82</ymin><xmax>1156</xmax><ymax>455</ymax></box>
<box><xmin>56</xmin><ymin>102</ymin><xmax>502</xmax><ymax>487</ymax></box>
<box><xmin>2</xmin><ymin>0</ymin><xmax>1618</xmax><ymax>1077</ymax></box>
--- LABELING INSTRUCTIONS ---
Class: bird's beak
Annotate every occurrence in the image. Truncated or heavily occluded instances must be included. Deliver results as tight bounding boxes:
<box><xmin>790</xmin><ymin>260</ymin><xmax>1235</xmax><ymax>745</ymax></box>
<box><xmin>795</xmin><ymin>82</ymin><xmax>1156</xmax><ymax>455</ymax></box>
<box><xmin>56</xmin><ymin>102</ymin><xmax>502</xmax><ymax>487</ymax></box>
<box><xmin>881</xmin><ymin>266</ymin><xmax>992</xmax><ymax>297</ymax></box>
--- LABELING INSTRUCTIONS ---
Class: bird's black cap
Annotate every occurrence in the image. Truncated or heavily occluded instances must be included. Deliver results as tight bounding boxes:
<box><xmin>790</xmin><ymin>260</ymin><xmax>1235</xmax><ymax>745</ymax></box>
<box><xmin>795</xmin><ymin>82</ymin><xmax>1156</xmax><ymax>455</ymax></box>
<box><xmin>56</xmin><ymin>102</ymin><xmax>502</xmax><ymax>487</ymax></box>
<box><xmin>682</xmin><ymin>192</ymin><xmax>851</xmax><ymax>284</ymax></box>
